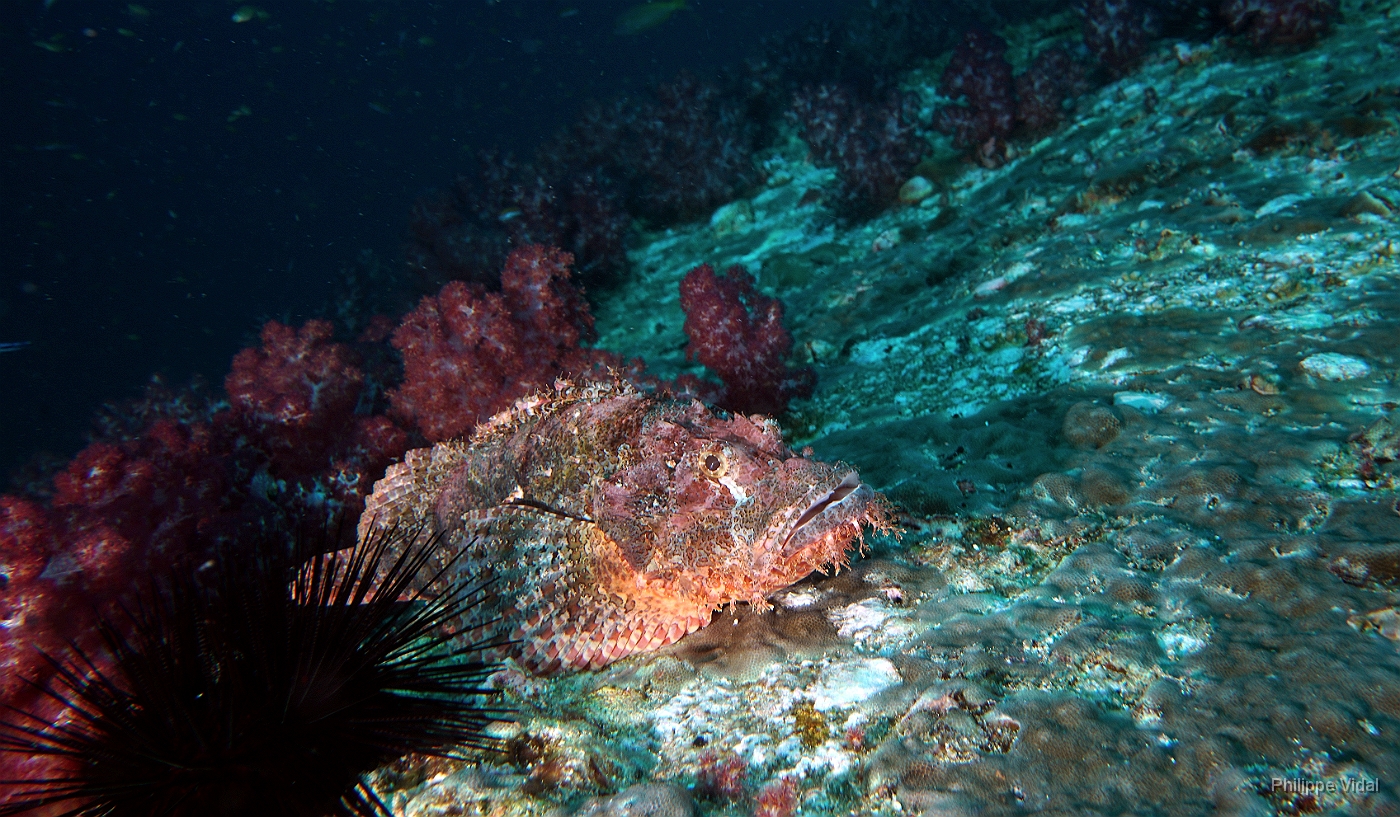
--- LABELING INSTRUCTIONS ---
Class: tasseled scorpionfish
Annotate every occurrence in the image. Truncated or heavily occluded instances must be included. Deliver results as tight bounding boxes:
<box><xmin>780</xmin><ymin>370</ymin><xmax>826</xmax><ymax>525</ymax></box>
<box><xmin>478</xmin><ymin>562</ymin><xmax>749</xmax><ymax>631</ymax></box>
<box><xmin>359</xmin><ymin>377</ymin><xmax>891</xmax><ymax>675</ymax></box>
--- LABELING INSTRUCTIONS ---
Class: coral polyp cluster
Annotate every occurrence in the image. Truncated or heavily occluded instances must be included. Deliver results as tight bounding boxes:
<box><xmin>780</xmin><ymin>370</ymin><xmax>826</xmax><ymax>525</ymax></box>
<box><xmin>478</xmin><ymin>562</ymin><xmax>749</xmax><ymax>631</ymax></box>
<box><xmin>787</xmin><ymin>84</ymin><xmax>927</xmax><ymax>217</ymax></box>
<box><xmin>1221</xmin><ymin>0</ymin><xmax>1340</xmax><ymax>46</ymax></box>
<box><xmin>388</xmin><ymin>244</ymin><xmax>620</xmax><ymax>442</ymax></box>
<box><xmin>679</xmin><ymin>263</ymin><xmax>816</xmax><ymax>416</ymax></box>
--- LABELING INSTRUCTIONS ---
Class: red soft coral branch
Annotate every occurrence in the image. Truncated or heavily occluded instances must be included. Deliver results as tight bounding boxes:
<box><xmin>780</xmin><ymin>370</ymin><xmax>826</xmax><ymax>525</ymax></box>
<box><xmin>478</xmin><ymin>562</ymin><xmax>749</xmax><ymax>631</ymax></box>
<box><xmin>1220</xmin><ymin>0</ymin><xmax>1338</xmax><ymax>46</ymax></box>
<box><xmin>0</xmin><ymin>317</ymin><xmax>409</xmax><ymax>747</ymax></box>
<box><xmin>0</xmin><ymin>249</ymin><xmax>624</xmax><ymax>747</ymax></box>
<box><xmin>225</xmin><ymin>320</ymin><xmax>365</xmax><ymax>471</ymax></box>
<box><xmin>0</xmin><ymin>497</ymin><xmax>60</xmax><ymax>709</ymax></box>
<box><xmin>52</xmin><ymin>419</ymin><xmax>224</xmax><ymax>580</ymax></box>
<box><xmin>0</xmin><ymin>419</ymin><xmax>226</xmax><ymax>746</ymax></box>
<box><xmin>789</xmin><ymin>84</ymin><xmax>926</xmax><ymax>217</ymax></box>
<box><xmin>679</xmin><ymin>264</ymin><xmax>815</xmax><ymax>417</ymax></box>
<box><xmin>502</xmin><ymin>243</ymin><xmax>597</xmax><ymax>352</ymax></box>
<box><xmin>390</xmin><ymin>244</ymin><xmax>618</xmax><ymax>441</ymax></box>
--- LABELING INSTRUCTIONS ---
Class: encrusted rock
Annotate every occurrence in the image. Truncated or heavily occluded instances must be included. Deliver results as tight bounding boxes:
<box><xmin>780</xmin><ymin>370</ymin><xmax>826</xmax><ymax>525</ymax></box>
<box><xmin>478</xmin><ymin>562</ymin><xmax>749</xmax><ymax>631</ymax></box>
<box><xmin>898</xmin><ymin>175</ymin><xmax>935</xmax><ymax>204</ymax></box>
<box><xmin>710</xmin><ymin>200</ymin><xmax>755</xmax><ymax>237</ymax></box>
<box><xmin>1300</xmin><ymin>352</ymin><xmax>1371</xmax><ymax>381</ymax></box>
<box><xmin>570</xmin><ymin>784</ymin><xmax>695</xmax><ymax>817</ymax></box>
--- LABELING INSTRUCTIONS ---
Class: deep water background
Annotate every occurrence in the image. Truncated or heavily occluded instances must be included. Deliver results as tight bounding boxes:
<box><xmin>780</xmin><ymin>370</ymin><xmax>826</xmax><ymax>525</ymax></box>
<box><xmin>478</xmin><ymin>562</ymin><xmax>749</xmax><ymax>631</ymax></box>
<box><xmin>0</xmin><ymin>0</ymin><xmax>859</xmax><ymax>485</ymax></box>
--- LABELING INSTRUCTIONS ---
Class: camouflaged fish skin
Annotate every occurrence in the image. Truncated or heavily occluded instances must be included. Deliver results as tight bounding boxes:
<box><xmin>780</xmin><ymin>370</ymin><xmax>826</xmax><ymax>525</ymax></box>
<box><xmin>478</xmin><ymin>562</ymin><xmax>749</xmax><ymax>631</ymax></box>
<box><xmin>359</xmin><ymin>378</ymin><xmax>892</xmax><ymax>675</ymax></box>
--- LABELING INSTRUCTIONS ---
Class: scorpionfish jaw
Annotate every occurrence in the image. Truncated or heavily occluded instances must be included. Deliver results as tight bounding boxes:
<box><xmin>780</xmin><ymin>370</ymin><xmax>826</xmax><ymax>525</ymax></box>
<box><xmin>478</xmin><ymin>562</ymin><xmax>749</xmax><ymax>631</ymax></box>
<box><xmin>734</xmin><ymin>456</ymin><xmax>880</xmax><ymax>577</ymax></box>
<box><xmin>779</xmin><ymin>464</ymin><xmax>877</xmax><ymax>559</ymax></box>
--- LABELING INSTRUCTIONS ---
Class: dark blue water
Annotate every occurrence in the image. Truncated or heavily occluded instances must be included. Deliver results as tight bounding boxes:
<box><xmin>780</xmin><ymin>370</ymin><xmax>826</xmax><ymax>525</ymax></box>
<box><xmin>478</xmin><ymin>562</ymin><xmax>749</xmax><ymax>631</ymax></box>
<box><xmin>1</xmin><ymin>0</ymin><xmax>859</xmax><ymax>484</ymax></box>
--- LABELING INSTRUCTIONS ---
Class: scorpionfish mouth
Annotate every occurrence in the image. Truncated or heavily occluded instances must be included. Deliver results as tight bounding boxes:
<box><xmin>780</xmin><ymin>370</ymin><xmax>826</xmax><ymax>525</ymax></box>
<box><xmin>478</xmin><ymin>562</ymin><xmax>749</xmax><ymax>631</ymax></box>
<box><xmin>779</xmin><ymin>471</ymin><xmax>873</xmax><ymax>557</ymax></box>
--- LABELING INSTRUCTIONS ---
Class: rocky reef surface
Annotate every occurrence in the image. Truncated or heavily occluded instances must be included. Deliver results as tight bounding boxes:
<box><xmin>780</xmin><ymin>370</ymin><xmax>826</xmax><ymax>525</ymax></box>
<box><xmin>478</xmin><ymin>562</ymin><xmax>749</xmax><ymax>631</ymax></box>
<box><xmin>381</xmin><ymin>2</ymin><xmax>1400</xmax><ymax>814</ymax></box>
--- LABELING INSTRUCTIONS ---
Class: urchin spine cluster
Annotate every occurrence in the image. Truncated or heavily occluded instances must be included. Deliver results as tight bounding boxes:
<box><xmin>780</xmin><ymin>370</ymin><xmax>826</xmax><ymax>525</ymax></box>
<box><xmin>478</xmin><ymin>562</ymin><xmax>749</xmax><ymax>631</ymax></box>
<box><xmin>0</xmin><ymin>521</ymin><xmax>509</xmax><ymax>817</ymax></box>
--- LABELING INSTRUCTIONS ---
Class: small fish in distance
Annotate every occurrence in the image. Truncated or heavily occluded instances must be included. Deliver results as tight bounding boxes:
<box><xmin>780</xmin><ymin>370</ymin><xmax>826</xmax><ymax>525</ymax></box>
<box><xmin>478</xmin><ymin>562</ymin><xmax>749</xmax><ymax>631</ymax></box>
<box><xmin>615</xmin><ymin>0</ymin><xmax>687</xmax><ymax>35</ymax></box>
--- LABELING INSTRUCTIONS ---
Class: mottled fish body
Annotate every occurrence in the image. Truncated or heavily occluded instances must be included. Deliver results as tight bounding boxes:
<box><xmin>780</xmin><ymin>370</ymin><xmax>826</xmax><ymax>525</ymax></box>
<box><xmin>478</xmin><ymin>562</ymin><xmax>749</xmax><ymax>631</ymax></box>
<box><xmin>360</xmin><ymin>378</ymin><xmax>890</xmax><ymax>675</ymax></box>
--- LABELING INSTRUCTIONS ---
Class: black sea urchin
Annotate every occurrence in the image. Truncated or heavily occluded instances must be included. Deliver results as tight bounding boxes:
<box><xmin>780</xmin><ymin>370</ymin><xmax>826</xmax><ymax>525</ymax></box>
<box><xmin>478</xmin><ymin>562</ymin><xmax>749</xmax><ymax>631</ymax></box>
<box><xmin>0</xmin><ymin>521</ymin><xmax>509</xmax><ymax>817</ymax></box>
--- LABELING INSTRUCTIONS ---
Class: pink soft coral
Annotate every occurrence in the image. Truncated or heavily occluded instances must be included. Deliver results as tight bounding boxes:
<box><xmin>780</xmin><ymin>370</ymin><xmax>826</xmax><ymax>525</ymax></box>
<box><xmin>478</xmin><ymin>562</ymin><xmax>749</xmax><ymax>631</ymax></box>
<box><xmin>1220</xmin><ymin>0</ymin><xmax>1338</xmax><ymax>46</ymax></box>
<box><xmin>0</xmin><ymin>318</ymin><xmax>409</xmax><ymax>746</ymax></box>
<box><xmin>390</xmin><ymin>244</ymin><xmax>620</xmax><ymax>441</ymax></box>
<box><xmin>752</xmin><ymin>776</ymin><xmax>800</xmax><ymax>817</ymax></box>
<box><xmin>1076</xmin><ymin>0</ymin><xmax>1158</xmax><ymax>75</ymax></box>
<box><xmin>224</xmin><ymin>319</ymin><xmax>407</xmax><ymax>515</ymax></box>
<box><xmin>696</xmin><ymin>751</ymin><xmax>748</xmax><ymax>802</ymax></box>
<box><xmin>1014</xmin><ymin>46</ymin><xmax>1090</xmax><ymax>134</ymax></box>
<box><xmin>225</xmin><ymin>320</ymin><xmax>364</xmax><ymax>472</ymax></box>
<box><xmin>0</xmin><ymin>497</ymin><xmax>61</xmax><ymax>711</ymax></box>
<box><xmin>0</xmin><ymin>418</ymin><xmax>228</xmax><ymax>776</ymax></box>
<box><xmin>51</xmin><ymin>420</ymin><xmax>226</xmax><ymax>584</ymax></box>
<box><xmin>936</xmin><ymin>27</ymin><xmax>1017</xmax><ymax>160</ymax></box>
<box><xmin>679</xmin><ymin>264</ymin><xmax>815</xmax><ymax>416</ymax></box>
<box><xmin>788</xmin><ymin>83</ymin><xmax>926</xmax><ymax>218</ymax></box>
<box><xmin>934</xmin><ymin>29</ymin><xmax>1091</xmax><ymax>165</ymax></box>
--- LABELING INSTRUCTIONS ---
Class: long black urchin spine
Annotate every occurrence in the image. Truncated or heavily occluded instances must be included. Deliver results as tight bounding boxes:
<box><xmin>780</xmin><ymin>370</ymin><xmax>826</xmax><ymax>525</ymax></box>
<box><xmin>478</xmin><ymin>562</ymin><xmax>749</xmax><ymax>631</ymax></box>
<box><xmin>0</xmin><ymin>520</ymin><xmax>511</xmax><ymax>817</ymax></box>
